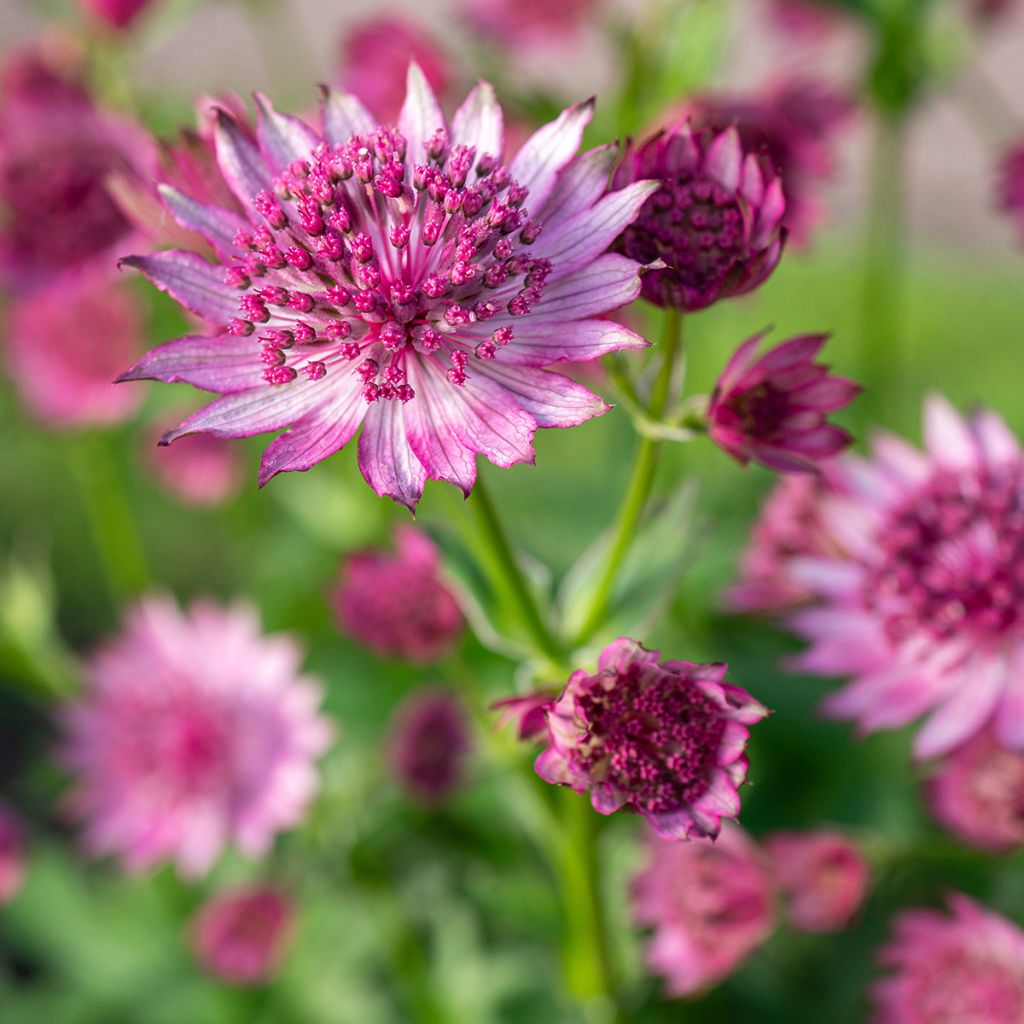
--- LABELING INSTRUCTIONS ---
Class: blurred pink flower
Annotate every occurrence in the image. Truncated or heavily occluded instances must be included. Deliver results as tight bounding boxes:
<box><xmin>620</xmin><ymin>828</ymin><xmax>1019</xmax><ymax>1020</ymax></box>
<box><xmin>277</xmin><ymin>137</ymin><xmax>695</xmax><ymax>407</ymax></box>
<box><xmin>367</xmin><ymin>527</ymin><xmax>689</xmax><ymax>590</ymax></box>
<box><xmin>535</xmin><ymin>639</ymin><xmax>768</xmax><ymax>840</ymax></box>
<box><xmin>708</xmin><ymin>332</ymin><xmax>859</xmax><ymax>472</ymax></box>
<box><xmin>118</xmin><ymin>71</ymin><xmax>653</xmax><ymax>509</ymax></box>
<box><xmin>0</xmin><ymin>51</ymin><xmax>151</xmax><ymax>288</ymax></box>
<box><xmin>387</xmin><ymin>688</ymin><xmax>472</xmax><ymax>805</ymax></box>
<box><xmin>872</xmin><ymin>893</ymin><xmax>1024</xmax><ymax>1024</ymax></box>
<box><xmin>725</xmin><ymin>470</ymin><xmax>846</xmax><ymax>615</ymax></box>
<box><xmin>463</xmin><ymin>0</ymin><xmax>596</xmax><ymax>47</ymax></box>
<box><xmin>688</xmin><ymin>78</ymin><xmax>855</xmax><ymax>244</ymax></box>
<box><xmin>613</xmin><ymin>123</ymin><xmax>786</xmax><ymax>311</ymax></box>
<box><xmin>491</xmin><ymin>691</ymin><xmax>555</xmax><ymax>740</ymax></box>
<box><xmin>77</xmin><ymin>0</ymin><xmax>152</xmax><ymax>30</ymax></box>
<box><xmin>61</xmin><ymin>596</ymin><xmax>333</xmax><ymax>877</ymax></box>
<box><xmin>191</xmin><ymin>885</ymin><xmax>293</xmax><ymax>985</ymax></box>
<box><xmin>332</xmin><ymin>526</ymin><xmax>463</xmax><ymax>663</ymax></box>
<box><xmin>143</xmin><ymin>413</ymin><xmax>245</xmax><ymax>506</ymax></box>
<box><xmin>998</xmin><ymin>139</ymin><xmax>1024</xmax><ymax>243</ymax></box>
<box><xmin>0</xmin><ymin>801</ymin><xmax>27</xmax><ymax>903</ymax></box>
<box><xmin>632</xmin><ymin>824</ymin><xmax>775</xmax><ymax>996</ymax></box>
<box><xmin>926</xmin><ymin>728</ymin><xmax>1024</xmax><ymax>852</ymax></box>
<box><xmin>4</xmin><ymin>273</ymin><xmax>144</xmax><ymax>428</ymax></box>
<box><xmin>337</xmin><ymin>17</ymin><xmax>450</xmax><ymax>125</ymax></box>
<box><xmin>767</xmin><ymin>0</ymin><xmax>840</xmax><ymax>39</ymax></box>
<box><xmin>788</xmin><ymin>396</ymin><xmax>1024</xmax><ymax>760</ymax></box>
<box><xmin>972</xmin><ymin>0</ymin><xmax>1017</xmax><ymax>25</ymax></box>
<box><xmin>764</xmin><ymin>829</ymin><xmax>868</xmax><ymax>932</ymax></box>
<box><xmin>1</xmin><ymin>46</ymin><xmax>89</xmax><ymax>108</ymax></box>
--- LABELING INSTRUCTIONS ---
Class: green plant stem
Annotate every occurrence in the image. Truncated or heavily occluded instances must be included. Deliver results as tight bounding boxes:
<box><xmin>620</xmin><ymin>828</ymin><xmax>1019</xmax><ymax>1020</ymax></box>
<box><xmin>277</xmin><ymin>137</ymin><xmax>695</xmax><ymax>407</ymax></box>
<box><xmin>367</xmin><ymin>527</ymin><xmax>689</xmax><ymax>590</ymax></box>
<box><xmin>468</xmin><ymin>475</ymin><xmax>563</xmax><ymax>666</ymax></box>
<box><xmin>572</xmin><ymin>310</ymin><xmax>683</xmax><ymax>648</ymax></box>
<box><xmin>68</xmin><ymin>432</ymin><xmax>150</xmax><ymax>604</ymax></box>
<box><xmin>859</xmin><ymin>110</ymin><xmax>908</xmax><ymax>426</ymax></box>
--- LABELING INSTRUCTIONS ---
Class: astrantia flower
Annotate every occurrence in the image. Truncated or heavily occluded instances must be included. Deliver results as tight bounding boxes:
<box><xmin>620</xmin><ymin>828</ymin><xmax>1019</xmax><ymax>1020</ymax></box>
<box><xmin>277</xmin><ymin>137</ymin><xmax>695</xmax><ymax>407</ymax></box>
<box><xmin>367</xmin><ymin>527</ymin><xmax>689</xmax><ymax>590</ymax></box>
<box><xmin>0</xmin><ymin>801</ymin><xmax>26</xmax><ymax>903</ymax></box>
<box><xmin>612</xmin><ymin>123</ymin><xmax>785</xmax><ymax>311</ymax></box>
<box><xmin>387</xmin><ymin>688</ymin><xmax>472</xmax><ymax>805</ymax></box>
<box><xmin>61</xmin><ymin>596</ymin><xmax>333</xmax><ymax>877</ymax></box>
<box><xmin>192</xmin><ymin>885</ymin><xmax>293</xmax><ymax>985</ymax></box>
<box><xmin>535</xmin><ymin>638</ymin><xmax>768</xmax><ymax>840</ymax></box>
<box><xmin>119</xmin><ymin>68</ymin><xmax>656</xmax><ymax>509</ymax></box>
<box><xmin>632</xmin><ymin>824</ymin><xmax>775</xmax><ymax>996</ymax></box>
<box><xmin>708</xmin><ymin>332</ymin><xmax>859</xmax><ymax>472</ymax></box>
<box><xmin>925</xmin><ymin>728</ymin><xmax>1024</xmax><ymax>852</ymax></box>
<box><xmin>725</xmin><ymin>470</ymin><xmax>845</xmax><ymax>614</ymax></box>
<box><xmin>331</xmin><ymin>526</ymin><xmax>463</xmax><ymax>662</ymax></box>
<box><xmin>0</xmin><ymin>54</ymin><xmax>151</xmax><ymax>288</ymax></box>
<box><xmin>872</xmin><ymin>894</ymin><xmax>1024</xmax><ymax>1024</ymax></box>
<box><xmin>338</xmin><ymin>17</ymin><xmax>450</xmax><ymax>125</ymax></box>
<box><xmin>764</xmin><ymin>829</ymin><xmax>868</xmax><ymax>933</ymax></box>
<box><xmin>998</xmin><ymin>139</ymin><xmax>1024</xmax><ymax>244</ymax></box>
<box><xmin>789</xmin><ymin>396</ymin><xmax>1024</xmax><ymax>759</ymax></box>
<box><xmin>4</xmin><ymin>273</ymin><xmax>144</xmax><ymax>428</ymax></box>
<box><xmin>143</xmin><ymin>413</ymin><xmax>244</xmax><ymax>506</ymax></box>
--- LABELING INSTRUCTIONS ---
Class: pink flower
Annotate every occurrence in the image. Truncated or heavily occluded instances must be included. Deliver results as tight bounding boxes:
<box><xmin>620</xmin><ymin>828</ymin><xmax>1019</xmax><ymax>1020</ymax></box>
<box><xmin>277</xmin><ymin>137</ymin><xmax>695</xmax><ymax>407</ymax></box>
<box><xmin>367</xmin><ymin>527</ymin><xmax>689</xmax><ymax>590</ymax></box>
<box><xmin>788</xmin><ymin>396</ymin><xmax>1024</xmax><ymax>760</ymax></box>
<box><xmin>491</xmin><ymin>691</ymin><xmax>555</xmax><ymax>740</ymax></box>
<box><xmin>331</xmin><ymin>526</ymin><xmax>463</xmax><ymax>662</ymax></box>
<box><xmin>191</xmin><ymin>885</ymin><xmax>293</xmax><ymax>985</ymax></box>
<box><xmin>60</xmin><ymin>596</ymin><xmax>333</xmax><ymax>877</ymax></box>
<box><xmin>118</xmin><ymin>69</ymin><xmax>655</xmax><ymax>509</ymax></box>
<box><xmin>998</xmin><ymin>139</ymin><xmax>1024</xmax><ymax>244</ymax></box>
<box><xmin>338</xmin><ymin>17</ymin><xmax>450</xmax><ymax>125</ymax></box>
<box><xmin>687</xmin><ymin>78</ymin><xmax>855</xmax><ymax>244</ymax></box>
<box><xmin>725</xmin><ymin>470</ymin><xmax>846</xmax><ymax>615</ymax></box>
<box><xmin>4</xmin><ymin>272</ymin><xmax>144</xmax><ymax>428</ymax></box>
<box><xmin>143</xmin><ymin>412</ymin><xmax>244</xmax><ymax>506</ymax></box>
<box><xmin>872</xmin><ymin>894</ymin><xmax>1024</xmax><ymax>1024</ymax></box>
<box><xmin>925</xmin><ymin>728</ymin><xmax>1024</xmax><ymax>852</ymax></box>
<box><xmin>463</xmin><ymin>0</ymin><xmax>596</xmax><ymax>48</ymax></box>
<box><xmin>77</xmin><ymin>0</ymin><xmax>152</xmax><ymax>29</ymax></box>
<box><xmin>0</xmin><ymin>53</ymin><xmax>151</xmax><ymax>288</ymax></box>
<box><xmin>708</xmin><ymin>332</ymin><xmax>859</xmax><ymax>472</ymax></box>
<box><xmin>632</xmin><ymin>824</ymin><xmax>775</xmax><ymax>996</ymax></box>
<box><xmin>612</xmin><ymin>122</ymin><xmax>785</xmax><ymax>311</ymax></box>
<box><xmin>0</xmin><ymin>801</ymin><xmax>27</xmax><ymax>903</ymax></box>
<box><xmin>766</xmin><ymin>0</ymin><xmax>841</xmax><ymax>39</ymax></box>
<box><xmin>535</xmin><ymin>639</ymin><xmax>768</xmax><ymax>840</ymax></box>
<box><xmin>763</xmin><ymin>829</ymin><xmax>868</xmax><ymax>933</ymax></box>
<box><xmin>387</xmin><ymin>688</ymin><xmax>472</xmax><ymax>805</ymax></box>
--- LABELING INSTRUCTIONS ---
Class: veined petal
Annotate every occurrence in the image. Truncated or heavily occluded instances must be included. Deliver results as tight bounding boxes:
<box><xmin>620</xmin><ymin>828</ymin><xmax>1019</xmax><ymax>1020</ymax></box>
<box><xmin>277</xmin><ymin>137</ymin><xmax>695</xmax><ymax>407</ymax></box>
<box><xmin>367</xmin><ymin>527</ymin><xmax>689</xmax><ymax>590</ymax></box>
<box><xmin>254</xmin><ymin>93</ymin><xmax>320</xmax><ymax>176</ymax></box>
<box><xmin>214</xmin><ymin>110</ymin><xmax>273</xmax><ymax>208</ymax></box>
<box><xmin>705</xmin><ymin>127</ymin><xmax>743</xmax><ymax>192</ymax></box>
<box><xmin>158</xmin><ymin>185</ymin><xmax>250</xmax><ymax>260</ymax></box>
<box><xmin>450</xmin><ymin>81</ymin><xmax>503</xmax><ymax>161</ymax></box>
<box><xmin>483</xmin><ymin>318</ymin><xmax>647</xmax><ymax>366</ymax></box>
<box><xmin>120</xmin><ymin>250</ymin><xmax>239</xmax><ymax>324</ymax></box>
<box><xmin>509</xmin><ymin>99</ymin><xmax>594</xmax><ymax>212</ymax></box>
<box><xmin>523</xmin><ymin>254</ymin><xmax>646</xmax><ymax>320</ymax></box>
<box><xmin>540</xmin><ymin>143</ymin><xmax>619</xmax><ymax>223</ymax></box>
<box><xmin>117</xmin><ymin>333</ymin><xmax>263</xmax><ymax>393</ymax></box>
<box><xmin>473</xmin><ymin>362</ymin><xmax>609</xmax><ymax>428</ymax></box>
<box><xmin>357</xmin><ymin>399</ymin><xmax>428</xmax><ymax>510</ymax></box>
<box><xmin>398</xmin><ymin>63</ymin><xmax>445</xmax><ymax>167</ymax></box>
<box><xmin>924</xmin><ymin>392</ymin><xmax>977</xmax><ymax>470</ymax></box>
<box><xmin>319</xmin><ymin>85</ymin><xmax>376</xmax><ymax>144</ymax></box>
<box><xmin>913</xmin><ymin>657</ymin><xmax>1005</xmax><ymax>759</ymax></box>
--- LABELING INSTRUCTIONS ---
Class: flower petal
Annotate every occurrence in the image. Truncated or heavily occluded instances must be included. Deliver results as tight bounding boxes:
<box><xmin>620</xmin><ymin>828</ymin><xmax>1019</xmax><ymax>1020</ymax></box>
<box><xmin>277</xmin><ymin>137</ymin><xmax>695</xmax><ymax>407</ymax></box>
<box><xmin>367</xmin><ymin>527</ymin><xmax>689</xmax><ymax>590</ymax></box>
<box><xmin>116</xmin><ymin>333</ymin><xmax>263</xmax><ymax>393</ymax></box>
<box><xmin>540</xmin><ymin>143</ymin><xmax>619</xmax><ymax>222</ymax></box>
<box><xmin>480</xmin><ymin>318</ymin><xmax>647</xmax><ymax>366</ymax></box>
<box><xmin>213</xmin><ymin>109</ymin><xmax>273</xmax><ymax>209</ymax></box>
<box><xmin>518</xmin><ymin>254</ymin><xmax>646</xmax><ymax>320</ymax></box>
<box><xmin>450</xmin><ymin>80</ymin><xmax>503</xmax><ymax>160</ymax></box>
<box><xmin>120</xmin><ymin>250</ymin><xmax>239</xmax><ymax>325</ymax></box>
<box><xmin>913</xmin><ymin>656</ymin><xmax>1005</xmax><ymax>760</ymax></box>
<box><xmin>158</xmin><ymin>185</ymin><xmax>250</xmax><ymax>260</ymax></box>
<box><xmin>319</xmin><ymin>85</ymin><xmax>376</xmax><ymax>144</ymax></box>
<box><xmin>254</xmin><ymin>93</ymin><xmax>320</xmax><ymax>176</ymax></box>
<box><xmin>924</xmin><ymin>392</ymin><xmax>978</xmax><ymax>470</ymax></box>
<box><xmin>472</xmin><ymin>362</ymin><xmax>609</xmax><ymax>428</ymax></box>
<box><xmin>357</xmin><ymin>399</ymin><xmax>428</xmax><ymax>510</ymax></box>
<box><xmin>398</xmin><ymin>62</ymin><xmax>446</xmax><ymax>168</ymax></box>
<box><xmin>509</xmin><ymin>99</ymin><xmax>594</xmax><ymax>212</ymax></box>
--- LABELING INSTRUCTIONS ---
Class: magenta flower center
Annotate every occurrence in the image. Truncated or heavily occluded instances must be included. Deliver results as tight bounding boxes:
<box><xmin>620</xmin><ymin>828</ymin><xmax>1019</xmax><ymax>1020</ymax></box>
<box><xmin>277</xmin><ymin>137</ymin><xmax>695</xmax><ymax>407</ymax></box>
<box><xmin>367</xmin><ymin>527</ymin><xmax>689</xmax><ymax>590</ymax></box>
<box><xmin>226</xmin><ymin>125</ymin><xmax>549</xmax><ymax>403</ymax></box>
<box><xmin>619</xmin><ymin>177</ymin><xmax>745</xmax><ymax>306</ymax></box>
<box><xmin>869</xmin><ymin>466</ymin><xmax>1024</xmax><ymax>646</ymax></box>
<box><xmin>576</xmin><ymin>668</ymin><xmax>727</xmax><ymax>813</ymax></box>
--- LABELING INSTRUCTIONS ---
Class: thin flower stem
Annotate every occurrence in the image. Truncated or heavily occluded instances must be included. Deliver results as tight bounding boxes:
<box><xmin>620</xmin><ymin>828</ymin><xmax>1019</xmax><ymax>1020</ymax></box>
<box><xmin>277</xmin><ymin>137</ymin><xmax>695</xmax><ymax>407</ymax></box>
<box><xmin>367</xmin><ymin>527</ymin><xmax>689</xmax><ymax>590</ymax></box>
<box><xmin>468</xmin><ymin>474</ymin><xmax>563</xmax><ymax>666</ymax></box>
<box><xmin>572</xmin><ymin>309</ymin><xmax>683</xmax><ymax>648</ymax></box>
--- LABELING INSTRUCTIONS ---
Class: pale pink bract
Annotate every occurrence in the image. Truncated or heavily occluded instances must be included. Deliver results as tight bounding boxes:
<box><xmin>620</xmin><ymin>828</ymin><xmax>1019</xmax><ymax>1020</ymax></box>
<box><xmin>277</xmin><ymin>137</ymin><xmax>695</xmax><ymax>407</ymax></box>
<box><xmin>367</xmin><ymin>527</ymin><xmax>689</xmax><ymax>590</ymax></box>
<box><xmin>119</xmin><ymin>67</ymin><xmax>656</xmax><ymax>509</ymax></box>
<box><xmin>61</xmin><ymin>596</ymin><xmax>333</xmax><ymax>877</ymax></box>
<box><xmin>788</xmin><ymin>396</ymin><xmax>1024</xmax><ymax>760</ymax></box>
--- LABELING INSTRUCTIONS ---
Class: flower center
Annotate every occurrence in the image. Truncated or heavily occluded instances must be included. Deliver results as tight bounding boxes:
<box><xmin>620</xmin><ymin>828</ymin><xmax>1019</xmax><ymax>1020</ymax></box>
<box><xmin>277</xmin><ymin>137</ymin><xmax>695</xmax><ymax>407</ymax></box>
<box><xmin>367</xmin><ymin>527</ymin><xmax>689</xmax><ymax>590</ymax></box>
<box><xmin>222</xmin><ymin>125</ymin><xmax>549</xmax><ymax>402</ymax></box>
<box><xmin>576</xmin><ymin>667</ymin><xmax>727</xmax><ymax>814</ymax></box>
<box><xmin>868</xmin><ymin>466</ymin><xmax>1024</xmax><ymax>647</ymax></box>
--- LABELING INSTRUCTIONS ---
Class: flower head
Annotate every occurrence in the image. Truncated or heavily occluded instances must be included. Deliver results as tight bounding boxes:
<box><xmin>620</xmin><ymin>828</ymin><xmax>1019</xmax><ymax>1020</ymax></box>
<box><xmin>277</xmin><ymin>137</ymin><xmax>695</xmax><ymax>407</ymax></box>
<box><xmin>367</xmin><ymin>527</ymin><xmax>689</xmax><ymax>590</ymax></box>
<box><xmin>143</xmin><ymin>412</ymin><xmax>244</xmax><ymax>506</ymax></box>
<box><xmin>632</xmin><ymin>824</ymin><xmax>775</xmax><ymax>996</ymax></box>
<box><xmin>338</xmin><ymin>17</ymin><xmax>450</xmax><ymax>125</ymax></box>
<box><xmin>191</xmin><ymin>885</ymin><xmax>293</xmax><ymax>985</ymax></box>
<box><xmin>612</xmin><ymin>122</ymin><xmax>785</xmax><ymax>311</ymax></box>
<box><xmin>926</xmin><ymin>728</ymin><xmax>1024</xmax><ymax>852</ymax></box>
<box><xmin>119</xmin><ymin>68</ymin><xmax>655</xmax><ymax>509</ymax></box>
<box><xmin>61</xmin><ymin>596</ymin><xmax>333</xmax><ymax>877</ymax></box>
<box><xmin>0</xmin><ymin>801</ymin><xmax>26</xmax><ymax>903</ymax></box>
<box><xmin>535</xmin><ymin>639</ymin><xmax>768</xmax><ymax>840</ymax></box>
<box><xmin>332</xmin><ymin>526</ymin><xmax>463</xmax><ymax>662</ymax></box>
<box><xmin>872</xmin><ymin>894</ymin><xmax>1024</xmax><ymax>1024</ymax></box>
<box><xmin>4</xmin><ymin>272</ymin><xmax>144</xmax><ymax>428</ymax></box>
<box><xmin>998</xmin><ymin>139</ymin><xmax>1024</xmax><ymax>244</ymax></box>
<box><xmin>77</xmin><ymin>0</ymin><xmax>152</xmax><ymax>30</ymax></box>
<box><xmin>387</xmin><ymin>688</ymin><xmax>472</xmax><ymax>805</ymax></box>
<box><xmin>789</xmin><ymin>396</ymin><xmax>1024</xmax><ymax>759</ymax></box>
<box><xmin>764</xmin><ymin>829</ymin><xmax>868</xmax><ymax>932</ymax></box>
<box><xmin>708</xmin><ymin>332</ymin><xmax>859</xmax><ymax>472</ymax></box>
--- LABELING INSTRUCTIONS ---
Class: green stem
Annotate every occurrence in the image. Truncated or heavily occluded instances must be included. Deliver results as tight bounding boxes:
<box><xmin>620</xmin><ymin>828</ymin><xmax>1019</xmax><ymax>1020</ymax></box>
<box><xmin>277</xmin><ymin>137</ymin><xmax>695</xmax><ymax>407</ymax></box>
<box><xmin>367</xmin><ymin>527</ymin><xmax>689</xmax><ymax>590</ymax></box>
<box><xmin>68</xmin><ymin>432</ymin><xmax>150</xmax><ymax>604</ymax></box>
<box><xmin>859</xmin><ymin>110</ymin><xmax>907</xmax><ymax>426</ymax></box>
<box><xmin>572</xmin><ymin>310</ymin><xmax>683</xmax><ymax>648</ymax></box>
<box><xmin>468</xmin><ymin>475</ymin><xmax>563</xmax><ymax>666</ymax></box>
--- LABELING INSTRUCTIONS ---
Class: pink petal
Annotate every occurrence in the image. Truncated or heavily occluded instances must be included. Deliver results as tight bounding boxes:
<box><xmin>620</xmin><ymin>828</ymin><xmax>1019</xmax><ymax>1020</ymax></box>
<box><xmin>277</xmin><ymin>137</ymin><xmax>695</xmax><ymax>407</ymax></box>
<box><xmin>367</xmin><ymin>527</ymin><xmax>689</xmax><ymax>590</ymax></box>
<box><xmin>913</xmin><ymin>657</ymin><xmax>1006</xmax><ymax>760</ymax></box>
<box><xmin>213</xmin><ymin>109</ymin><xmax>273</xmax><ymax>208</ymax></box>
<box><xmin>705</xmin><ymin>127</ymin><xmax>743</xmax><ymax>191</ymax></box>
<box><xmin>357</xmin><ymin>399</ymin><xmax>428</xmax><ymax>510</ymax></box>
<box><xmin>117</xmin><ymin>333</ymin><xmax>263</xmax><ymax>393</ymax></box>
<box><xmin>481</xmin><ymin>318</ymin><xmax>647</xmax><ymax>366</ymax></box>
<box><xmin>472</xmin><ymin>362</ymin><xmax>609</xmax><ymax>428</ymax></box>
<box><xmin>973</xmin><ymin>409</ymin><xmax>1021</xmax><ymax>466</ymax></box>
<box><xmin>509</xmin><ymin>99</ymin><xmax>594</xmax><ymax>212</ymax></box>
<box><xmin>450</xmin><ymin>80</ymin><xmax>503</xmax><ymax>160</ymax></box>
<box><xmin>319</xmin><ymin>85</ymin><xmax>376</xmax><ymax>144</ymax></box>
<box><xmin>923</xmin><ymin>392</ymin><xmax>978</xmax><ymax>470</ymax></box>
<box><xmin>254</xmin><ymin>93</ymin><xmax>320</xmax><ymax>175</ymax></box>
<box><xmin>158</xmin><ymin>185</ymin><xmax>250</xmax><ymax>261</ymax></box>
<box><xmin>398</xmin><ymin>63</ymin><xmax>446</xmax><ymax>167</ymax></box>
<box><xmin>120</xmin><ymin>250</ymin><xmax>240</xmax><ymax>325</ymax></box>
<box><xmin>540</xmin><ymin>143</ymin><xmax>620</xmax><ymax>222</ymax></box>
<box><xmin>524</xmin><ymin>254</ymin><xmax>646</xmax><ymax>319</ymax></box>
